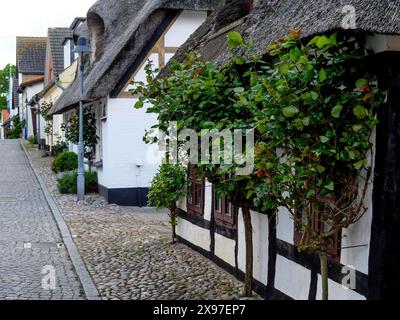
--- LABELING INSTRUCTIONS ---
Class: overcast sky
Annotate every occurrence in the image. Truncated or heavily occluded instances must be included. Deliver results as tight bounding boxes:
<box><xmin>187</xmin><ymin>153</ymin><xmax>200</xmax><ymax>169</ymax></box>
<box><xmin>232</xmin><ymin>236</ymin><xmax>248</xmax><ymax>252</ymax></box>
<box><xmin>0</xmin><ymin>0</ymin><xmax>97</xmax><ymax>69</ymax></box>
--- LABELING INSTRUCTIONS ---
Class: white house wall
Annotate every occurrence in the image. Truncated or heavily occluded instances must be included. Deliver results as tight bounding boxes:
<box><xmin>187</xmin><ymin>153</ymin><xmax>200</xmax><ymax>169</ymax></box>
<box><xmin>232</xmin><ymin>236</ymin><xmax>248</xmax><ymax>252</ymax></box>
<box><xmin>177</xmin><ymin>164</ymin><xmax>373</xmax><ymax>299</ymax></box>
<box><xmin>99</xmin><ymin>98</ymin><xmax>159</xmax><ymax>189</ymax></box>
<box><xmin>164</xmin><ymin>11</ymin><xmax>208</xmax><ymax>48</ymax></box>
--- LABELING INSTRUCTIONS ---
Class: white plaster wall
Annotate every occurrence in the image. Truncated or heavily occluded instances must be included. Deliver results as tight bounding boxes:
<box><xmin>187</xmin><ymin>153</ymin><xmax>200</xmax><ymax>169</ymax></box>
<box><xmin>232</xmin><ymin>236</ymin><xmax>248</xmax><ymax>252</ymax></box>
<box><xmin>176</xmin><ymin>218</ymin><xmax>211</xmax><ymax>252</ymax></box>
<box><xmin>340</xmin><ymin>129</ymin><xmax>375</xmax><ymax>275</ymax></box>
<box><xmin>236</xmin><ymin>209</ymin><xmax>269</xmax><ymax>285</ymax></box>
<box><xmin>203</xmin><ymin>181</ymin><xmax>212</xmax><ymax>222</ymax></box>
<box><xmin>275</xmin><ymin>255</ymin><xmax>311</xmax><ymax>300</ymax></box>
<box><xmin>276</xmin><ymin>207</ymin><xmax>295</xmax><ymax>245</ymax></box>
<box><xmin>64</xmin><ymin>41</ymin><xmax>72</xmax><ymax>69</ymax></box>
<box><xmin>165</xmin><ymin>11</ymin><xmax>208</xmax><ymax>48</ymax></box>
<box><xmin>214</xmin><ymin>234</ymin><xmax>236</xmax><ymax>268</ymax></box>
<box><xmin>316</xmin><ymin>275</ymin><xmax>366</xmax><ymax>300</ymax></box>
<box><xmin>99</xmin><ymin>98</ymin><xmax>160</xmax><ymax>189</ymax></box>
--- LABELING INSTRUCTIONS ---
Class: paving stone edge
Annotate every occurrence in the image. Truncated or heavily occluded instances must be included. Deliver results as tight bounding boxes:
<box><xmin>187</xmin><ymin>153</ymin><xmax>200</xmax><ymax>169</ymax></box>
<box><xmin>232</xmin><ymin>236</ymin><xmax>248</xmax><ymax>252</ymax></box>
<box><xmin>21</xmin><ymin>141</ymin><xmax>101</xmax><ymax>300</ymax></box>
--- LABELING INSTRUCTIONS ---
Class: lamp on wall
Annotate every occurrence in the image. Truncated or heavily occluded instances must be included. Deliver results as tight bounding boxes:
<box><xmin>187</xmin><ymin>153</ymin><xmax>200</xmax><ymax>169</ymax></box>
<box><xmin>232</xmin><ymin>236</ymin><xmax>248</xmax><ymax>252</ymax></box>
<box><xmin>73</xmin><ymin>37</ymin><xmax>91</xmax><ymax>201</ymax></box>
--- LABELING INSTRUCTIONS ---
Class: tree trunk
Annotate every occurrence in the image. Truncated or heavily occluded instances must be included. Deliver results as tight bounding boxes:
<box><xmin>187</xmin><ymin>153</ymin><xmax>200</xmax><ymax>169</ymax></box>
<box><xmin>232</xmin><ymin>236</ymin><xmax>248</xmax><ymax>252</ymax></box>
<box><xmin>242</xmin><ymin>206</ymin><xmax>253</xmax><ymax>297</ymax></box>
<box><xmin>320</xmin><ymin>251</ymin><xmax>329</xmax><ymax>300</ymax></box>
<box><xmin>170</xmin><ymin>204</ymin><xmax>177</xmax><ymax>244</ymax></box>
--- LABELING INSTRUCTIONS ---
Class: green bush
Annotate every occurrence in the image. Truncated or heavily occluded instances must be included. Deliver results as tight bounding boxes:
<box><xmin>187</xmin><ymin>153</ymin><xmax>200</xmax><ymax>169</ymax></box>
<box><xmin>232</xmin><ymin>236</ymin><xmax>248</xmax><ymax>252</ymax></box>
<box><xmin>7</xmin><ymin>116</ymin><xmax>25</xmax><ymax>139</ymax></box>
<box><xmin>52</xmin><ymin>151</ymin><xmax>78</xmax><ymax>173</ymax></box>
<box><xmin>57</xmin><ymin>171</ymin><xmax>98</xmax><ymax>194</ymax></box>
<box><xmin>52</xmin><ymin>141</ymin><xmax>68</xmax><ymax>157</ymax></box>
<box><xmin>28</xmin><ymin>135</ymin><xmax>36</xmax><ymax>145</ymax></box>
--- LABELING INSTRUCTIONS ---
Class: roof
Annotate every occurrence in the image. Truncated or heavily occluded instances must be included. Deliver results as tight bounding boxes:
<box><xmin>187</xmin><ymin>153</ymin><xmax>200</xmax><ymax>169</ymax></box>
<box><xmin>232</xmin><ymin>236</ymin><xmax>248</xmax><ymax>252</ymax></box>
<box><xmin>62</xmin><ymin>18</ymin><xmax>87</xmax><ymax>45</ymax></box>
<box><xmin>49</xmin><ymin>0</ymin><xmax>222</xmax><ymax>115</ymax></box>
<box><xmin>16</xmin><ymin>37</ymin><xmax>47</xmax><ymax>75</ymax></box>
<box><xmin>48</xmin><ymin>28</ymin><xmax>74</xmax><ymax>76</ymax></box>
<box><xmin>169</xmin><ymin>0</ymin><xmax>400</xmax><ymax>67</ymax></box>
<box><xmin>17</xmin><ymin>76</ymin><xmax>44</xmax><ymax>92</ymax></box>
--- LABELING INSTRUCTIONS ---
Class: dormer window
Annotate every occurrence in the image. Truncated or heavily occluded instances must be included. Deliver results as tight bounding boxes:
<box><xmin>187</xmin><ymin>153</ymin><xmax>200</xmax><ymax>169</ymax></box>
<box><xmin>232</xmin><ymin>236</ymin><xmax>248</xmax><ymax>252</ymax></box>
<box><xmin>88</xmin><ymin>13</ymin><xmax>105</xmax><ymax>63</ymax></box>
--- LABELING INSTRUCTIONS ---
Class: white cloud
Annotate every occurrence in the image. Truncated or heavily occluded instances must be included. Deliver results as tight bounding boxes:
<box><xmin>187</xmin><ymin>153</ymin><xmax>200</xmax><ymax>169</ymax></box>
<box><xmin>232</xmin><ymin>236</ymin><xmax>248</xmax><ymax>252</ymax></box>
<box><xmin>0</xmin><ymin>0</ymin><xmax>97</xmax><ymax>68</ymax></box>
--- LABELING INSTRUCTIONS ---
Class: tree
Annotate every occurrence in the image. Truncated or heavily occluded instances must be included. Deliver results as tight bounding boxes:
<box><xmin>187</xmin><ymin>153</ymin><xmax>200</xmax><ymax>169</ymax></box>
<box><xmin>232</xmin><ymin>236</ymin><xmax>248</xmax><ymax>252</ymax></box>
<box><xmin>133</xmin><ymin>42</ymin><xmax>260</xmax><ymax>297</ymax></box>
<box><xmin>133</xmin><ymin>30</ymin><xmax>383</xmax><ymax>300</ymax></box>
<box><xmin>64</xmin><ymin>106</ymin><xmax>99</xmax><ymax>171</ymax></box>
<box><xmin>147</xmin><ymin>164</ymin><xmax>187</xmax><ymax>244</ymax></box>
<box><xmin>0</xmin><ymin>64</ymin><xmax>16</xmax><ymax>109</ymax></box>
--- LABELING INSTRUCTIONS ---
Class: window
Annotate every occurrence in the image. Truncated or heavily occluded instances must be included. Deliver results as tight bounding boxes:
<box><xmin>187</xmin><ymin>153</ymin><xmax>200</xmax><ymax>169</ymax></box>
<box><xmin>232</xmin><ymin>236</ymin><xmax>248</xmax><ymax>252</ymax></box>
<box><xmin>294</xmin><ymin>208</ymin><xmax>341</xmax><ymax>262</ymax></box>
<box><xmin>187</xmin><ymin>166</ymin><xmax>205</xmax><ymax>216</ymax></box>
<box><xmin>213</xmin><ymin>187</ymin><xmax>236</xmax><ymax>228</ymax></box>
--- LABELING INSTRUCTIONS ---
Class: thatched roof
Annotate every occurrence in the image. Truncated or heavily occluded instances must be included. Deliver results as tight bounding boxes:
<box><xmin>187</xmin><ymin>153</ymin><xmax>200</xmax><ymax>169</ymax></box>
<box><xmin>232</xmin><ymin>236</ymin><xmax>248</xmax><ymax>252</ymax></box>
<box><xmin>168</xmin><ymin>0</ymin><xmax>400</xmax><ymax>68</ymax></box>
<box><xmin>49</xmin><ymin>0</ymin><xmax>221</xmax><ymax>115</ymax></box>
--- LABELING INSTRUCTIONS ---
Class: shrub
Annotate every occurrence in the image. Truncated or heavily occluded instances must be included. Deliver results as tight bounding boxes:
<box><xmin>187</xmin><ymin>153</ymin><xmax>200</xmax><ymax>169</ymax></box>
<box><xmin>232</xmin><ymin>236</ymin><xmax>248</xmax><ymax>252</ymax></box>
<box><xmin>7</xmin><ymin>116</ymin><xmax>24</xmax><ymax>139</ymax></box>
<box><xmin>28</xmin><ymin>135</ymin><xmax>36</xmax><ymax>145</ymax></box>
<box><xmin>52</xmin><ymin>151</ymin><xmax>78</xmax><ymax>173</ymax></box>
<box><xmin>57</xmin><ymin>171</ymin><xmax>98</xmax><ymax>194</ymax></box>
<box><xmin>52</xmin><ymin>141</ymin><xmax>68</xmax><ymax>157</ymax></box>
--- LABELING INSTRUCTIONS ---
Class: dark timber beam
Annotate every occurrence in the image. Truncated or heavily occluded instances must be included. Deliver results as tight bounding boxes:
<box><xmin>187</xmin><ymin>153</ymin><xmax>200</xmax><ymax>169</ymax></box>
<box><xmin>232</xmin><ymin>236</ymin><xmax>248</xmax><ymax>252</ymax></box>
<box><xmin>369</xmin><ymin>51</ymin><xmax>400</xmax><ymax>300</ymax></box>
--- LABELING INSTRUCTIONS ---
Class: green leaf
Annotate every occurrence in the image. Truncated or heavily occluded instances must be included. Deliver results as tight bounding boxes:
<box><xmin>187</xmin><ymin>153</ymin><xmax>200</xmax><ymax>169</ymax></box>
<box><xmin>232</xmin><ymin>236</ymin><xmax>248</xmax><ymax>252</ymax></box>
<box><xmin>331</xmin><ymin>105</ymin><xmax>343</xmax><ymax>118</ymax></box>
<box><xmin>310</xmin><ymin>91</ymin><xmax>319</xmax><ymax>101</ymax></box>
<box><xmin>227</xmin><ymin>32</ymin><xmax>245</xmax><ymax>48</ymax></box>
<box><xmin>289</xmin><ymin>48</ymin><xmax>301</xmax><ymax>62</ymax></box>
<box><xmin>282</xmin><ymin>106</ymin><xmax>299</xmax><ymax>118</ymax></box>
<box><xmin>354</xmin><ymin>160</ymin><xmax>366</xmax><ymax>170</ymax></box>
<box><xmin>134</xmin><ymin>100</ymin><xmax>144</xmax><ymax>109</ymax></box>
<box><xmin>316</xmin><ymin>36</ymin><xmax>331</xmax><ymax>48</ymax></box>
<box><xmin>320</xmin><ymin>136</ymin><xmax>330</xmax><ymax>144</ymax></box>
<box><xmin>356</xmin><ymin>78</ymin><xmax>368</xmax><ymax>89</ymax></box>
<box><xmin>234</xmin><ymin>87</ymin><xmax>245</xmax><ymax>93</ymax></box>
<box><xmin>353</xmin><ymin>124</ymin><xmax>363</xmax><ymax>132</ymax></box>
<box><xmin>246</xmin><ymin>190</ymin><xmax>254</xmax><ymax>199</ymax></box>
<box><xmin>324</xmin><ymin>181</ymin><xmax>335</xmax><ymax>191</ymax></box>
<box><xmin>266</xmin><ymin>162</ymin><xmax>274</xmax><ymax>170</ymax></box>
<box><xmin>317</xmin><ymin>165</ymin><xmax>326</xmax><ymax>173</ymax></box>
<box><xmin>302</xmin><ymin>117</ymin><xmax>310</xmax><ymax>126</ymax></box>
<box><xmin>319</xmin><ymin>68</ymin><xmax>327</xmax><ymax>82</ymax></box>
<box><xmin>353</xmin><ymin>105</ymin><xmax>368</xmax><ymax>119</ymax></box>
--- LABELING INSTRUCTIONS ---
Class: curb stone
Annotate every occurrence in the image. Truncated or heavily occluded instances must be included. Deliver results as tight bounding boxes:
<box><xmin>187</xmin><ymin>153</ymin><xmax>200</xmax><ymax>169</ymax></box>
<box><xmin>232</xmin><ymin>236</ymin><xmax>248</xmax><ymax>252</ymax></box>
<box><xmin>21</xmin><ymin>141</ymin><xmax>101</xmax><ymax>300</ymax></box>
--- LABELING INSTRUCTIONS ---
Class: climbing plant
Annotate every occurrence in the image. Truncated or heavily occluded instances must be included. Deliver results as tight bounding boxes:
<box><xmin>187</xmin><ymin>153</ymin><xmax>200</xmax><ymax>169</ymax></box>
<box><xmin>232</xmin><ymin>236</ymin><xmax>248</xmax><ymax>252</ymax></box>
<box><xmin>64</xmin><ymin>106</ymin><xmax>99</xmax><ymax>171</ymax></box>
<box><xmin>147</xmin><ymin>164</ymin><xmax>187</xmax><ymax>244</ymax></box>
<box><xmin>39</xmin><ymin>101</ymin><xmax>54</xmax><ymax>138</ymax></box>
<box><xmin>133</xmin><ymin>30</ymin><xmax>384</xmax><ymax>299</ymax></box>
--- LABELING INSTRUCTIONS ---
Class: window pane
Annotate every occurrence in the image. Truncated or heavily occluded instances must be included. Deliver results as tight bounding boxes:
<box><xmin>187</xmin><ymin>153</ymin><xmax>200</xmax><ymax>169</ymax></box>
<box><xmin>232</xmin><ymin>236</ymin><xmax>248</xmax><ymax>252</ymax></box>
<box><xmin>195</xmin><ymin>184</ymin><xmax>202</xmax><ymax>207</ymax></box>
<box><xmin>187</xmin><ymin>181</ymin><xmax>193</xmax><ymax>204</ymax></box>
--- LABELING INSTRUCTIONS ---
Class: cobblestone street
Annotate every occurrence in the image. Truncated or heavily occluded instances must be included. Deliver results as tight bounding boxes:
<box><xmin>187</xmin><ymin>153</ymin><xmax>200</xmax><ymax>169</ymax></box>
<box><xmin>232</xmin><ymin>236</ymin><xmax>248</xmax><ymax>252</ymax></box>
<box><xmin>0</xmin><ymin>140</ymin><xmax>84</xmax><ymax>300</ymax></box>
<box><xmin>23</xmin><ymin>142</ymin><xmax>248</xmax><ymax>300</ymax></box>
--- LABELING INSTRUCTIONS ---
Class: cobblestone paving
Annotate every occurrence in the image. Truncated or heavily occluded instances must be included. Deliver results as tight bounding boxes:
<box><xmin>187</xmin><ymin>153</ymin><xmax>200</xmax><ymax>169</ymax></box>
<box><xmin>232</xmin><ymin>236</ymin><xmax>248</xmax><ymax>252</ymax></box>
<box><xmin>0</xmin><ymin>140</ymin><xmax>84</xmax><ymax>300</ymax></box>
<box><xmin>25</xmin><ymin>143</ymin><xmax>250</xmax><ymax>300</ymax></box>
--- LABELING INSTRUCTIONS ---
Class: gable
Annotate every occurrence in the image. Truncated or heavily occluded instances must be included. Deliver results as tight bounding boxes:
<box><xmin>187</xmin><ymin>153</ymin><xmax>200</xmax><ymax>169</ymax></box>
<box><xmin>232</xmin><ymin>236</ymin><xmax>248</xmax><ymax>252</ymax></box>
<box><xmin>118</xmin><ymin>10</ymin><xmax>208</xmax><ymax>98</ymax></box>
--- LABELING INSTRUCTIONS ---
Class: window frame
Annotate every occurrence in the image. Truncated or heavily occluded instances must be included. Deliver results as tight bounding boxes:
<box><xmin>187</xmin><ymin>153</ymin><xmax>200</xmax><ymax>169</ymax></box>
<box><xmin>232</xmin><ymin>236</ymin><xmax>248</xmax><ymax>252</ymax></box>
<box><xmin>187</xmin><ymin>166</ymin><xmax>205</xmax><ymax>216</ymax></box>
